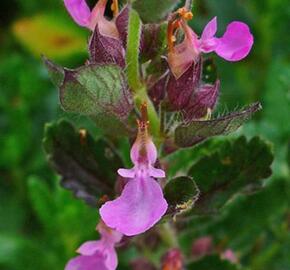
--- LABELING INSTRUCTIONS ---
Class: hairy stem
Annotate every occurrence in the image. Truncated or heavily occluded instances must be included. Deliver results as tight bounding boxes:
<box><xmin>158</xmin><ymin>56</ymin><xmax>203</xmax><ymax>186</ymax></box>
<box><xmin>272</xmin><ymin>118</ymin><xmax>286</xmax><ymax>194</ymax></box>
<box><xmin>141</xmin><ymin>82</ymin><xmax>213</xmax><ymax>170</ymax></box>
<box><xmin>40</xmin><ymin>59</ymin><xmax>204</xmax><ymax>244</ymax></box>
<box><xmin>185</xmin><ymin>0</ymin><xmax>194</xmax><ymax>10</ymax></box>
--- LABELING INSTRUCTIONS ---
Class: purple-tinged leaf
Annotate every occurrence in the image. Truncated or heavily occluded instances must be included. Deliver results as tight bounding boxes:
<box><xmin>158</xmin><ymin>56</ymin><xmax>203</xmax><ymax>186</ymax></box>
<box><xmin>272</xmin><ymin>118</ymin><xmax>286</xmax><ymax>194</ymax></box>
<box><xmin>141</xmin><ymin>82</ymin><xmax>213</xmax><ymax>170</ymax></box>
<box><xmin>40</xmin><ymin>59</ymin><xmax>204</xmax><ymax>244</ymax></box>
<box><xmin>175</xmin><ymin>102</ymin><xmax>262</xmax><ymax>147</ymax></box>
<box><xmin>148</xmin><ymin>72</ymin><xmax>169</xmax><ymax>105</ymax></box>
<box><xmin>167</xmin><ymin>60</ymin><xmax>202</xmax><ymax>110</ymax></box>
<box><xmin>184</xmin><ymin>80</ymin><xmax>220</xmax><ymax>120</ymax></box>
<box><xmin>43</xmin><ymin>119</ymin><xmax>124</xmax><ymax>206</ymax></box>
<box><xmin>89</xmin><ymin>25</ymin><xmax>125</xmax><ymax>67</ymax></box>
<box><xmin>141</xmin><ymin>22</ymin><xmax>167</xmax><ymax>60</ymax></box>
<box><xmin>43</xmin><ymin>58</ymin><xmax>133</xmax><ymax>135</ymax></box>
<box><xmin>115</xmin><ymin>5</ymin><xmax>130</xmax><ymax>48</ymax></box>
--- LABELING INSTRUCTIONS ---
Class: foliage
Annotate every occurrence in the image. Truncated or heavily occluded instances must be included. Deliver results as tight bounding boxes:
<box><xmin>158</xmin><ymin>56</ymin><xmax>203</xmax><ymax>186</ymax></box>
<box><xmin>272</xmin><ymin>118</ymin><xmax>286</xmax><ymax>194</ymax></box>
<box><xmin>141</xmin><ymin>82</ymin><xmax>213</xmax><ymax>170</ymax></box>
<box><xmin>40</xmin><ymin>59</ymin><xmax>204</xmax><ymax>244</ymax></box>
<box><xmin>0</xmin><ymin>0</ymin><xmax>289</xmax><ymax>269</ymax></box>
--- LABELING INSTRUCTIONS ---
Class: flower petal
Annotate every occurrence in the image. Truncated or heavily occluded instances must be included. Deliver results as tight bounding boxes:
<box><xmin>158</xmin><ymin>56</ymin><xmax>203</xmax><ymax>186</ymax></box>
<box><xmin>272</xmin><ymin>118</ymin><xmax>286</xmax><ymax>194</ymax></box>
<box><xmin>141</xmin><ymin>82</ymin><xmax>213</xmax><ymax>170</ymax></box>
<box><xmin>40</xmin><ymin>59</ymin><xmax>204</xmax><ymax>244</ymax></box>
<box><xmin>64</xmin><ymin>0</ymin><xmax>91</xmax><ymax>27</ymax></box>
<box><xmin>201</xmin><ymin>17</ymin><xmax>217</xmax><ymax>40</ymax></box>
<box><xmin>118</xmin><ymin>168</ymin><xmax>135</xmax><ymax>178</ymax></box>
<box><xmin>65</xmin><ymin>253</ymin><xmax>108</xmax><ymax>270</ymax></box>
<box><xmin>100</xmin><ymin>177</ymin><xmax>168</xmax><ymax>236</ymax></box>
<box><xmin>215</xmin><ymin>22</ymin><xmax>254</xmax><ymax>61</ymax></box>
<box><xmin>199</xmin><ymin>17</ymin><xmax>219</xmax><ymax>53</ymax></box>
<box><xmin>130</xmin><ymin>139</ymin><xmax>158</xmax><ymax>166</ymax></box>
<box><xmin>98</xmin><ymin>221</ymin><xmax>123</xmax><ymax>244</ymax></box>
<box><xmin>77</xmin><ymin>241</ymin><xmax>101</xmax><ymax>256</ymax></box>
<box><xmin>149</xmin><ymin>167</ymin><xmax>166</xmax><ymax>178</ymax></box>
<box><xmin>105</xmin><ymin>247</ymin><xmax>118</xmax><ymax>270</ymax></box>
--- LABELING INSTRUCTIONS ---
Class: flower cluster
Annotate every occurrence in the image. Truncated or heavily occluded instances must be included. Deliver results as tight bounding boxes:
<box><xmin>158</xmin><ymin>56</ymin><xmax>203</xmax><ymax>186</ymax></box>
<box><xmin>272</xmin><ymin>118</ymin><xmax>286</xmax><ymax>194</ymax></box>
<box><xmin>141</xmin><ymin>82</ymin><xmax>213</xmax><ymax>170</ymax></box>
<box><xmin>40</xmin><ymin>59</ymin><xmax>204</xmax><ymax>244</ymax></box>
<box><xmin>54</xmin><ymin>0</ymin><xmax>255</xmax><ymax>269</ymax></box>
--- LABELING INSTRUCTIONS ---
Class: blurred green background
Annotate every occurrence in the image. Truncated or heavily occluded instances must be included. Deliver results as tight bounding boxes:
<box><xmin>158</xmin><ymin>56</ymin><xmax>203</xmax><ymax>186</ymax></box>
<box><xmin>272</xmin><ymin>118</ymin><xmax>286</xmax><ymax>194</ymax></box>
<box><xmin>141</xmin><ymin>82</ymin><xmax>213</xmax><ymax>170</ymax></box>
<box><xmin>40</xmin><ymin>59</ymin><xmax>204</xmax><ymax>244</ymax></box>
<box><xmin>0</xmin><ymin>0</ymin><xmax>289</xmax><ymax>269</ymax></box>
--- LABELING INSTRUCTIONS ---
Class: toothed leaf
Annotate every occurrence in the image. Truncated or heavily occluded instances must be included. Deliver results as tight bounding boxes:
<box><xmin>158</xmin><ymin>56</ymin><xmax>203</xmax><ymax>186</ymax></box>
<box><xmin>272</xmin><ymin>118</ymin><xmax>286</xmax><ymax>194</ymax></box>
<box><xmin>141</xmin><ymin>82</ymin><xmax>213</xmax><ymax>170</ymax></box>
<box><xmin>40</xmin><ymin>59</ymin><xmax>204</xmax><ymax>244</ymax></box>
<box><xmin>43</xmin><ymin>119</ymin><xmax>123</xmax><ymax>206</ymax></box>
<box><xmin>188</xmin><ymin>136</ymin><xmax>273</xmax><ymax>214</ymax></box>
<box><xmin>175</xmin><ymin>102</ymin><xmax>262</xmax><ymax>147</ymax></box>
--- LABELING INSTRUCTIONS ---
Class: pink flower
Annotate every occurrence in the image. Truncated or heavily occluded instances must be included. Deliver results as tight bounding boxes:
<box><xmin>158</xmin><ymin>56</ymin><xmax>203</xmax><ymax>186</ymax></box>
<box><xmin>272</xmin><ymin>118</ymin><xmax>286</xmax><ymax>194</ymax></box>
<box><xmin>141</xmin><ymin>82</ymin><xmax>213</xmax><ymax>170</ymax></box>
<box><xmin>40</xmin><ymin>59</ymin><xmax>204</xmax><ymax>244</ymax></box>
<box><xmin>64</xmin><ymin>0</ymin><xmax>119</xmax><ymax>38</ymax></box>
<box><xmin>221</xmin><ymin>249</ymin><xmax>239</xmax><ymax>264</ymax></box>
<box><xmin>65</xmin><ymin>221</ymin><xmax>123</xmax><ymax>270</ymax></box>
<box><xmin>100</xmin><ymin>104</ymin><xmax>168</xmax><ymax>236</ymax></box>
<box><xmin>168</xmin><ymin>13</ymin><xmax>254</xmax><ymax>78</ymax></box>
<box><xmin>191</xmin><ymin>236</ymin><xmax>214</xmax><ymax>258</ymax></box>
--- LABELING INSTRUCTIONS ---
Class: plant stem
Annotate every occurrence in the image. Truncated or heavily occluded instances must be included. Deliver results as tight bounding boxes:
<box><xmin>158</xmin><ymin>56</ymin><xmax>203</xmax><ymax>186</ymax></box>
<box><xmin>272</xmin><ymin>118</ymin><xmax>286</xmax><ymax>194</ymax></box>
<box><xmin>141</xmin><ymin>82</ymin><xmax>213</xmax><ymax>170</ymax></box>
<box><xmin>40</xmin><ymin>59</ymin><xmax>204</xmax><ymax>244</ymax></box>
<box><xmin>185</xmin><ymin>0</ymin><xmax>194</xmax><ymax>10</ymax></box>
<box><xmin>159</xmin><ymin>222</ymin><xmax>179</xmax><ymax>248</ymax></box>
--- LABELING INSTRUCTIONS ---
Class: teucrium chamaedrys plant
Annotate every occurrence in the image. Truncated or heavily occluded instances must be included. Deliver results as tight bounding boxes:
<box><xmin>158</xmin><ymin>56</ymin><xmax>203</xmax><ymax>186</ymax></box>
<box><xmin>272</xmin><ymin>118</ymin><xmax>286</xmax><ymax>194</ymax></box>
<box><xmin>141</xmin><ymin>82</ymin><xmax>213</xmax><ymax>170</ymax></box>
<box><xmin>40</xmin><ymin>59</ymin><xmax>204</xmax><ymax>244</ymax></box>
<box><xmin>42</xmin><ymin>0</ymin><xmax>271</xmax><ymax>269</ymax></box>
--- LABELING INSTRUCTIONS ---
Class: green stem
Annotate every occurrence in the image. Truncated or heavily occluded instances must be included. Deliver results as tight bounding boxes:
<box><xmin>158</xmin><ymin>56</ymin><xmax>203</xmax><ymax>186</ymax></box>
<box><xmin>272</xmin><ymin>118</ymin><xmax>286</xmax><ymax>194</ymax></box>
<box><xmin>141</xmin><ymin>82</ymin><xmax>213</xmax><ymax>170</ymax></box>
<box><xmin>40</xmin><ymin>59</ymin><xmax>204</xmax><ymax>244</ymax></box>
<box><xmin>159</xmin><ymin>223</ymin><xmax>179</xmax><ymax>248</ymax></box>
<box><xmin>185</xmin><ymin>0</ymin><xmax>194</xmax><ymax>10</ymax></box>
<box><xmin>126</xmin><ymin>8</ymin><xmax>142</xmax><ymax>92</ymax></box>
<box><xmin>125</xmin><ymin>8</ymin><xmax>162</xmax><ymax>144</ymax></box>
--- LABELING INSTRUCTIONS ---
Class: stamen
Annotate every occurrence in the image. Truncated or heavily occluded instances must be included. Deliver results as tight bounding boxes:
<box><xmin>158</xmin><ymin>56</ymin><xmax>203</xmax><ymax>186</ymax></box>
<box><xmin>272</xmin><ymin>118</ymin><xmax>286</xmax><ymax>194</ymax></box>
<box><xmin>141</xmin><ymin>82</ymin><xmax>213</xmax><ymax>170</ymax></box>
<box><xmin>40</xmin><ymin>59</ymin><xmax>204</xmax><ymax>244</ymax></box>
<box><xmin>167</xmin><ymin>6</ymin><xmax>194</xmax><ymax>53</ymax></box>
<box><xmin>177</xmin><ymin>7</ymin><xmax>193</xmax><ymax>20</ymax></box>
<box><xmin>111</xmin><ymin>0</ymin><xmax>119</xmax><ymax>17</ymax></box>
<box><xmin>167</xmin><ymin>19</ymin><xmax>181</xmax><ymax>52</ymax></box>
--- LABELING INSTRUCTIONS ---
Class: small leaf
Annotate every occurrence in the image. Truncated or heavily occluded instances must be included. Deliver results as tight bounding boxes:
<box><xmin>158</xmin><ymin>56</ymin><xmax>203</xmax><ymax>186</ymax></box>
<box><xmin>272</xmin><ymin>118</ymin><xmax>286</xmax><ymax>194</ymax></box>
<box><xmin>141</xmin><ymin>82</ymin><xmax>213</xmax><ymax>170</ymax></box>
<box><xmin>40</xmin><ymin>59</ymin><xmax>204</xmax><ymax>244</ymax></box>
<box><xmin>89</xmin><ymin>25</ymin><xmax>125</xmax><ymax>67</ymax></box>
<box><xmin>164</xmin><ymin>176</ymin><xmax>200</xmax><ymax>215</ymax></box>
<box><xmin>141</xmin><ymin>22</ymin><xmax>168</xmax><ymax>61</ymax></box>
<box><xmin>43</xmin><ymin>119</ymin><xmax>123</xmax><ymax>206</ymax></box>
<box><xmin>188</xmin><ymin>136</ymin><xmax>273</xmax><ymax>214</ymax></box>
<box><xmin>187</xmin><ymin>255</ymin><xmax>238</xmax><ymax>270</ymax></box>
<box><xmin>12</xmin><ymin>14</ymin><xmax>86</xmax><ymax>59</ymax></box>
<box><xmin>43</xmin><ymin>59</ymin><xmax>133</xmax><ymax>134</ymax></box>
<box><xmin>133</xmin><ymin>0</ymin><xmax>181</xmax><ymax>23</ymax></box>
<box><xmin>175</xmin><ymin>102</ymin><xmax>262</xmax><ymax>147</ymax></box>
<box><xmin>42</xmin><ymin>56</ymin><xmax>64</xmax><ymax>87</ymax></box>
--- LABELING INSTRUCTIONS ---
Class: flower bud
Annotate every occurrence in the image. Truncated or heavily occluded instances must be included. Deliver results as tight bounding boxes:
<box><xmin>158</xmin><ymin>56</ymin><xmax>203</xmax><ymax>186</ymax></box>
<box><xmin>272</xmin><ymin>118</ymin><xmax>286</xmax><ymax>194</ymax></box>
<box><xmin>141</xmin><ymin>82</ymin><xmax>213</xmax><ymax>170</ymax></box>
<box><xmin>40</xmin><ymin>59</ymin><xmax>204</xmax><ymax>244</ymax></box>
<box><xmin>191</xmin><ymin>236</ymin><xmax>213</xmax><ymax>259</ymax></box>
<box><xmin>161</xmin><ymin>248</ymin><xmax>183</xmax><ymax>270</ymax></box>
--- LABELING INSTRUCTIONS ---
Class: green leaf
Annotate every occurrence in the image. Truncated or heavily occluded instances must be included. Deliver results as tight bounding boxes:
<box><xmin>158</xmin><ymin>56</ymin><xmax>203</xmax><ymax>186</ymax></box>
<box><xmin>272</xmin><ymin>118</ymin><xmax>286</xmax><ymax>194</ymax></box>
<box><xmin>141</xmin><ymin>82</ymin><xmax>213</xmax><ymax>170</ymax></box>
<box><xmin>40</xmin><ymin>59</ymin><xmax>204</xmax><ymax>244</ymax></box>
<box><xmin>188</xmin><ymin>136</ymin><xmax>273</xmax><ymax>214</ymax></box>
<box><xmin>27</xmin><ymin>175</ymin><xmax>98</xmax><ymax>258</ymax></box>
<box><xmin>126</xmin><ymin>8</ymin><xmax>142</xmax><ymax>91</ymax></box>
<box><xmin>133</xmin><ymin>0</ymin><xmax>181</xmax><ymax>23</ymax></box>
<box><xmin>287</xmin><ymin>141</ymin><xmax>290</xmax><ymax>169</ymax></box>
<box><xmin>27</xmin><ymin>176</ymin><xmax>56</xmax><ymax>231</ymax></box>
<box><xmin>164</xmin><ymin>176</ymin><xmax>200</xmax><ymax>215</ymax></box>
<box><xmin>174</xmin><ymin>102</ymin><xmax>262</xmax><ymax>148</ymax></box>
<box><xmin>187</xmin><ymin>255</ymin><xmax>238</xmax><ymax>270</ymax></box>
<box><xmin>12</xmin><ymin>14</ymin><xmax>86</xmax><ymax>59</ymax></box>
<box><xmin>208</xmin><ymin>177</ymin><xmax>290</xmax><ymax>248</ymax></box>
<box><xmin>42</xmin><ymin>56</ymin><xmax>64</xmax><ymax>87</ymax></box>
<box><xmin>43</xmin><ymin>59</ymin><xmax>133</xmax><ymax>135</ymax></box>
<box><xmin>163</xmin><ymin>138</ymin><xmax>225</xmax><ymax>179</ymax></box>
<box><xmin>178</xmin><ymin>177</ymin><xmax>290</xmax><ymax>255</ymax></box>
<box><xmin>43</xmin><ymin>119</ymin><xmax>123</xmax><ymax>206</ymax></box>
<box><xmin>263</xmin><ymin>59</ymin><xmax>290</xmax><ymax>142</ymax></box>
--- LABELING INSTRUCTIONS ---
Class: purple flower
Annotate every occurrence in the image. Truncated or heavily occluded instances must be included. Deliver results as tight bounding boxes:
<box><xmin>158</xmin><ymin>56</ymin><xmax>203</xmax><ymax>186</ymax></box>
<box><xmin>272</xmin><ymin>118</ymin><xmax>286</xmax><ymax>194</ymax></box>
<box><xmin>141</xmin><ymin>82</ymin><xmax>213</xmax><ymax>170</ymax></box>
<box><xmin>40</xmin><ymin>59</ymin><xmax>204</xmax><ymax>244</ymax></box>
<box><xmin>64</xmin><ymin>0</ymin><xmax>119</xmax><ymax>38</ymax></box>
<box><xmin>100</xmin><ymin>104</ymin><xmax>168</xmax><ymax>236</ymax></box>
<box><xmin>168</xmin><ymin>9</ymin><xmax>254</xmax><ymax>78</ymax></box>
<box><xmin>65</xmin><ymin>221</ymin><xmax>123</xmax><ymax>270</ymax></box>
